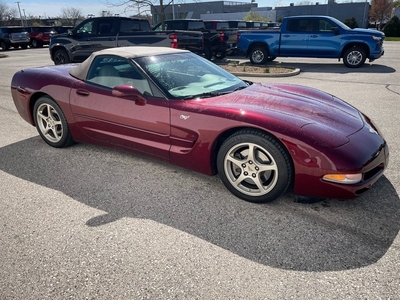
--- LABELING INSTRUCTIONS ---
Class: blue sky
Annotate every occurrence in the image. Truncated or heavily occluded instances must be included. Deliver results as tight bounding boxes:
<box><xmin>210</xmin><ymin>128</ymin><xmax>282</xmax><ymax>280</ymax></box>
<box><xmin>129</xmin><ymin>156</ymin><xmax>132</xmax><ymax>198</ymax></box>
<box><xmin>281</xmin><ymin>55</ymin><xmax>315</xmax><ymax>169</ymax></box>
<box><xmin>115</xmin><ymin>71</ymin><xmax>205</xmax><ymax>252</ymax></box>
<box><xmin>3</xmin><ymin>0</ymin><xmax>325</xmax><ymax>19</ymax></box>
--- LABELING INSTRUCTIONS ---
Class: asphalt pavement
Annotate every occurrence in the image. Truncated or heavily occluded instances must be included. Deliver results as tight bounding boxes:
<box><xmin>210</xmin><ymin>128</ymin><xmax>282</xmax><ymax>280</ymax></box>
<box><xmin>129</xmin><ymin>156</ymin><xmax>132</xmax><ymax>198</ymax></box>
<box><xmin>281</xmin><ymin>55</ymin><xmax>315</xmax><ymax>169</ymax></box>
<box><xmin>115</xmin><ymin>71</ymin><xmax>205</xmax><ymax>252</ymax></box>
<box><xmin>0</xmin><ymin>44</ymin><xmax>399</xmax><ymax>299</ymax></box>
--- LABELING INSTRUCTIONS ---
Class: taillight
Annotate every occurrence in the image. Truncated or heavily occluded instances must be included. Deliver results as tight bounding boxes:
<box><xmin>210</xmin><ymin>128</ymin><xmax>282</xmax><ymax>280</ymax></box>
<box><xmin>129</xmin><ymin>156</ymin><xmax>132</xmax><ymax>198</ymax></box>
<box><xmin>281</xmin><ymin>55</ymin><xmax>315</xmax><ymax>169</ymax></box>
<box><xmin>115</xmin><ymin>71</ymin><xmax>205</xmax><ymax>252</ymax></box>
<box><xmin>219</xmin><ymin>30</ymin><xmax>224</xmax><ymax>42</ymax></box>
<box><xmin>236</xmin><ymin>32</ymin><xmax>240</xmax><ymax>44</ymax></box>
<box><xmin>169</xmin><ymin>33</ymin><xmax>178</xmax><ymax>48</ymax></box>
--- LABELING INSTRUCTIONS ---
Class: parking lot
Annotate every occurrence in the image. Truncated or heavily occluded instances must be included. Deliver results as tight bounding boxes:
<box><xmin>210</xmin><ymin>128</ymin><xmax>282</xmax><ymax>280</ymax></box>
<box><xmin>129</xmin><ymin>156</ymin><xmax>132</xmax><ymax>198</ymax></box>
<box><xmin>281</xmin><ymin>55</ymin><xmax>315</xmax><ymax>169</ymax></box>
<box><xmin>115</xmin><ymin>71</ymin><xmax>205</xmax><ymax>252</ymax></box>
<box><xmin>0</xmin><ymin>44</ymin><xmax>399</xmax><ymax>299</ymax></box>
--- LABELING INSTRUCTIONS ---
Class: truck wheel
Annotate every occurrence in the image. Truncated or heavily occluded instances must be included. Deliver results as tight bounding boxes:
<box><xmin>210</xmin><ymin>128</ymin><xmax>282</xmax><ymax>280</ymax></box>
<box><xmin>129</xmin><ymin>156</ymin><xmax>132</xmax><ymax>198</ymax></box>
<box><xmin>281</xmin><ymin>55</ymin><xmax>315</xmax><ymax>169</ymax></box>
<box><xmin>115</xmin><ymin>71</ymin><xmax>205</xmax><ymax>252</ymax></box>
<box><xmin>32</xmin><ymin>39</ymin><xmax>42</xmax><ymax>48</ymax></box>
<box><xmin>1</xmin><ymin>41</ymin><xmax>9</xmax><ymax>51</ymax></box>
<box><xmin>343</xmin><ymin>47</ymin><xmax>366</xmax><ymax>68</ymax></box>
<box><xmin>215</xmin><ymin>52</ymin><xmax>226</xmax><ymax>60</ymax></box>
<box><xmin>250</xmin><ymin>47</ymin><xmax>268</xmax><ymax>65</ymax></box>
<box><xmin>54</xmin><ymin>49</ymin><xmax>71</xmax><ymax>65</ymax></box>
<box><xmin>204</xmin><ymin>46</ymin><xmax>212</xmax><ymax>60</ymax></box>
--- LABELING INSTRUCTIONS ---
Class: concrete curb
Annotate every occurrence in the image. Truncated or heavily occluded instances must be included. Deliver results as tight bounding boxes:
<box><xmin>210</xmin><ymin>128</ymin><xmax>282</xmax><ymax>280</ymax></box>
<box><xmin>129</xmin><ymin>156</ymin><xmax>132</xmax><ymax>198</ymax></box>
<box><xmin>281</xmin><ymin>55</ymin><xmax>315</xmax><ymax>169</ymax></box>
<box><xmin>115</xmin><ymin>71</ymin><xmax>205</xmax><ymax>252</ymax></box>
<box><xmin>229</xmin><ymin>67</ymin><xmax>300</xmax><ymax>77</ymax></box>
<box><xmin>0</xmin><ymin>53</ymin><xmax>8</xmax><ymax>58</ymax></box>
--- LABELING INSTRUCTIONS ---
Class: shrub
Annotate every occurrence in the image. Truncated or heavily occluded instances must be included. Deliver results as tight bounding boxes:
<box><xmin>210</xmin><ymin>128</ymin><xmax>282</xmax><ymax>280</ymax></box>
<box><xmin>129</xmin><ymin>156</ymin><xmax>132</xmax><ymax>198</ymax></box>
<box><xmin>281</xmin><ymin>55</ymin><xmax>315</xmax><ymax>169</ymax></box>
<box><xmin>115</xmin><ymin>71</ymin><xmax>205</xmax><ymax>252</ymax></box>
<box><xmin>383</xmin><ymin>16</ymin><xmax>400</xmax><ymax>37</ymax></box>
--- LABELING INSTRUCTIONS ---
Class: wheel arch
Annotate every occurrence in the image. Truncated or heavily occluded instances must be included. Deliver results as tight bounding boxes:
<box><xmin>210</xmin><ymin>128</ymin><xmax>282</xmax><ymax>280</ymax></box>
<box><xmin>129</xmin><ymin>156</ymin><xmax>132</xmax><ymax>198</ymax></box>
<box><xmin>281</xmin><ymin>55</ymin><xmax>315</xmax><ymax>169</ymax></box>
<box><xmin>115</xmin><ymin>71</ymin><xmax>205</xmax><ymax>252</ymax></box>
<box><xmin>340</xmin><ymin>42</ymin><xmax>370</xmax><ymax>59</ymax></box>
<box><xmin>28</xmin><ymin>92</ymin><xmax>51</xmax><ymax>124</ymax></box>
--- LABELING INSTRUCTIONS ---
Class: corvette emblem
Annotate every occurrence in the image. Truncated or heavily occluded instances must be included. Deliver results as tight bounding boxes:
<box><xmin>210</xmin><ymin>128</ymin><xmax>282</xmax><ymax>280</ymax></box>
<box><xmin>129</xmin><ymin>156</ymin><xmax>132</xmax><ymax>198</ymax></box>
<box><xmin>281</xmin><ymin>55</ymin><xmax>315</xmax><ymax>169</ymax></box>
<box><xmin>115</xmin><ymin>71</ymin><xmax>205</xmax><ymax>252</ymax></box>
<box><xmin>180</xmin><ymin>115</ymin><xmax>190</xmax><ymax>120</ymax></box>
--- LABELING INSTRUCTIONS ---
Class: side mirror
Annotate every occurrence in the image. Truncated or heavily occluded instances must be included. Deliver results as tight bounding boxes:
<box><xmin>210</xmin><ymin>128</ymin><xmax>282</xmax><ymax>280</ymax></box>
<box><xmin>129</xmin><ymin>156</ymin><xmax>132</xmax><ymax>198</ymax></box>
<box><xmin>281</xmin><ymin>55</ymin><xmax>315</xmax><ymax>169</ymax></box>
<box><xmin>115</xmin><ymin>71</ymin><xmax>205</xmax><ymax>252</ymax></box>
<box><xmin>67</xmin><ymin>29</ymin><xmax>73</xmax><ymax>35</ymax></box>
<box><xmin>112</xmin><ymin>85</ymin><xmax>147</xmax><ymax>106</ymax></box>
<box><xmin>331</xmin><ymin>27</ymin><xmax>339</xmax><ymax>35</ymax></box>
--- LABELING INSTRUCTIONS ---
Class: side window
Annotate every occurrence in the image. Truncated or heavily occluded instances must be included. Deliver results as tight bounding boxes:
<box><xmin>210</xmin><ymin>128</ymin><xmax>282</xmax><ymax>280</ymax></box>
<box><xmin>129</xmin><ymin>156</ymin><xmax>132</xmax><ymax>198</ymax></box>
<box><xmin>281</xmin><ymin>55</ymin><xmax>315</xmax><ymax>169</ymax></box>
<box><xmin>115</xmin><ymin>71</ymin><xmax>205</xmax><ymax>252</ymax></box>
<box><xmin>318</xmin><ymin>20</ymin><xmax>334</xmax><ymax>32</ymax></box>
<box><xmin>76</xmin><ymin>20</ymin><xmax>94</xmax><ymax>35</ymax></box>
<box><xmin>120</xmin><ymin>20</ymin><xmax>150</xmax><ymax>32</ymax></box>
<box><xmin>97</xmin><ymin>20</ymin><xmax>116</xmax><ymax>35</ymax></box>
<box><xmin>286</xmin><ymin>19</ymin><xmax>315</xmax><ymax>32</ymax></box>
<box><xmin>86</xmin><ymin>56</ymin><xmax>153</xmax><ymax>95</ymax></box>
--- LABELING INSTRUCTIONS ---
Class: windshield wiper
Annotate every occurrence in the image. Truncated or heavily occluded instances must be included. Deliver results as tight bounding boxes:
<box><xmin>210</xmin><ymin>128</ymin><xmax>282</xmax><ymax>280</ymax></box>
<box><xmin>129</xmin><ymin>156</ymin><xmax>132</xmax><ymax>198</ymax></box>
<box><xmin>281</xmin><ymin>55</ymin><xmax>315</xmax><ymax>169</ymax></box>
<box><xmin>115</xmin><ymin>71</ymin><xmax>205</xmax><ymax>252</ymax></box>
<box><xmin>181</xmin><ymin>91</ymin><xmax>227</xmax><ymax>100</ymax></box>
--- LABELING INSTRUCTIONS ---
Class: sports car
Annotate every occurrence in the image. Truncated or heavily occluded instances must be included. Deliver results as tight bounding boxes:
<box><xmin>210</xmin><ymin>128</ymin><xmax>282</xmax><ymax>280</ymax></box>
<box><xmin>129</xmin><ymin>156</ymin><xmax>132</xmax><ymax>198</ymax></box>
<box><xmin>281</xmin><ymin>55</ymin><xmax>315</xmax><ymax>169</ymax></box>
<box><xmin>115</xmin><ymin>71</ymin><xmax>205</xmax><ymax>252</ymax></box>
<box><xmin>11</xmin><ymin>47</ymin><xmax>389</xmax><ymax>203</ymax></box>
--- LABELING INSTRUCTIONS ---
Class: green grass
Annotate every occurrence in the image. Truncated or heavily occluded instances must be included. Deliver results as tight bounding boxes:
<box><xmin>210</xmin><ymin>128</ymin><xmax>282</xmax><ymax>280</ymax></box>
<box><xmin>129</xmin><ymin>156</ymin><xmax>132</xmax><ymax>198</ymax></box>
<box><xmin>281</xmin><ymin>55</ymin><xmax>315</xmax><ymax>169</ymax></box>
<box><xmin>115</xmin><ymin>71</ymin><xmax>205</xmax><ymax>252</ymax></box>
<box><xmin>385</xmin><ymin>37</ymin><xmax>400</xmax><ymax>41</ymax></box>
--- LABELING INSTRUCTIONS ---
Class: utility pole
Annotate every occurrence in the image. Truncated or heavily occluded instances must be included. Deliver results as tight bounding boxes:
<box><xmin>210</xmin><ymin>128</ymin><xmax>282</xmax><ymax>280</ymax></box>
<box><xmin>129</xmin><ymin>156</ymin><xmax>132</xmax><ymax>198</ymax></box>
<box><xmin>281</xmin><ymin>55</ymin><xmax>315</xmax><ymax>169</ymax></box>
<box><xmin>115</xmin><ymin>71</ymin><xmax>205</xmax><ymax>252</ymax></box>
<box><xmin>15</xmin><ymin>2</ymin><xmax>24</xmax><ymax>27</ymax></box>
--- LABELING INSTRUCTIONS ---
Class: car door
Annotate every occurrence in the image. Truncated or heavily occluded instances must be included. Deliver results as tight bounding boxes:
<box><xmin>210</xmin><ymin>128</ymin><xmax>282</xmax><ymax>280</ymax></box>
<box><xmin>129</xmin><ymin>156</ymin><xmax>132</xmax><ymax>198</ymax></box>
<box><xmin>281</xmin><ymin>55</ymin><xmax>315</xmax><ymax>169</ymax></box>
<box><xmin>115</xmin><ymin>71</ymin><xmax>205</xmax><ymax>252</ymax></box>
<box><xmin>69</xmin><ymin>55</ymin><xmax>171</xmax><ymax>160</ymax></box>
<box><xmin>68</xmin><ymin>18</ymin><xmax>116</xmax><ymax>62</ymax></box>
<box><xmin>306</xmin><ymin>19</ymin><xmax>342</xmax><ymax>57</ymax></box>
<box><xmin>279</xmin><ymin>19</ymin><xmax>309</xmax><ymax>56</ymax></box>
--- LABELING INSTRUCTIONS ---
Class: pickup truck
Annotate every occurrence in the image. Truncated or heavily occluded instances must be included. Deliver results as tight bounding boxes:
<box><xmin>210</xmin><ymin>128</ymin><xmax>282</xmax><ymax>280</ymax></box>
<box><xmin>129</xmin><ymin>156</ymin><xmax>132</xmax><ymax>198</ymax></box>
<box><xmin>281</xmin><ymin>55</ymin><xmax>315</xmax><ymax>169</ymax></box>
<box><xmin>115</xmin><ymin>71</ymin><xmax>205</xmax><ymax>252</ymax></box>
<box><xmin>49</xmin><ymin>16</ymin><xmax>203</xmax><ymax>65</ymax></box>
<box><xmin>236</xmin><ymin>15</ymin><xmax>385</xmax><ymax>68</ymax></box>
<box><xmin>153</xmin><ymin>19</ymin><xmax>237</xmax><ymax>60</ymax></box>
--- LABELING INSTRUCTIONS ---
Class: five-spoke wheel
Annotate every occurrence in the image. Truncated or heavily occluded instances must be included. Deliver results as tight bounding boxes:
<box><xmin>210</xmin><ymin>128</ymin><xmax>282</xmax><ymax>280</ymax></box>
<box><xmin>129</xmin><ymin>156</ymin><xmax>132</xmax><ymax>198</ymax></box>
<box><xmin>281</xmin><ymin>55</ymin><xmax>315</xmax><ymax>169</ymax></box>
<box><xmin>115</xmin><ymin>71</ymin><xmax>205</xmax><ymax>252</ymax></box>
<box><xmin>33</xmin><ymin>97</ymin><xmax>74</xmax><ymax>148</ymax></box>
<box><xmin>217</xmin><ymin>130</ymin><xmax>293</xmax><ymax>203</ymax></box>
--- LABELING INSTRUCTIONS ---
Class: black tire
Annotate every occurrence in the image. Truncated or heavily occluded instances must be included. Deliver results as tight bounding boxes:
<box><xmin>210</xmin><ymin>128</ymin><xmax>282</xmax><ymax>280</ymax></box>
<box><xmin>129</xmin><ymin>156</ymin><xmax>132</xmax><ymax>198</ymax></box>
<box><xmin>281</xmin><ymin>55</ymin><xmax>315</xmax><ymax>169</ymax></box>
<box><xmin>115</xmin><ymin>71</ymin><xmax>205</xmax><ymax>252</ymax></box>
<box><xmin>31</xmin><ymin>39</ymin><xmax>42</xmax><ymax>48</ymax></box>
<box><xmin>1</xmin><ymin>41</ymin><xmax>9</xmax><ymax>51</ymax></box>
<box><xmin>20</xmin><ymin>45</ymin><xmax>28</xmax><ymax>49</ymax></box>
<box><xmin>249</xmin><ymin>46</ymin><xmax>268</xmax><ymax>65</ymax></box>
<box><xmin>217</xmin><ymin>130</ymin><xmax>293</xmax><ymax>203</ymax></box>
<box><xmin>204</xmin><ymin>45</ymin><xmax>212</xmax><ymax>60</ymax></box>
<box><xmin>343</xmin><ymin>46</ymin><xmax>366</xmax><ymax>68</ymax></box>
<box><xmin>214</xmin><ymin>51</ymin><xmax>226</xmax><ymax>60</ymax></box>
<box><xmin>33</xmin><ymin>96</ymin><xmax>74</xmax><ymax>148</ymax></box>
<box><xmin>53</xmin><ymin>48</ymin><xmax>71</xmax><ymax>65</ymax></box>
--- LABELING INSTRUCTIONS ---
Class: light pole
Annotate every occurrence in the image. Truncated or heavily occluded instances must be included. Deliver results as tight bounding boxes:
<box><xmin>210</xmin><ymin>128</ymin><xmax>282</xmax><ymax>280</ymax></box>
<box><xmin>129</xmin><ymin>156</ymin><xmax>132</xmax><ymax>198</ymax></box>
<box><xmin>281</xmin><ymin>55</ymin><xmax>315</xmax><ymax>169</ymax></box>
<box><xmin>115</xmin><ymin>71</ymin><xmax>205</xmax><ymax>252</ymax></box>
<box><xmin>23</xmin><ymin>8</ymin><xmax>27</xmax><ymax>26</ymax></box>
<box><xmin>15</xmin><ymin>2</ymin><xmax>24</xmax><ymax>27</ymax></box>
<box><xmin>172</xmin><ymin>0</ymin><xmax>175</xmax><ymax>20</ymax></box>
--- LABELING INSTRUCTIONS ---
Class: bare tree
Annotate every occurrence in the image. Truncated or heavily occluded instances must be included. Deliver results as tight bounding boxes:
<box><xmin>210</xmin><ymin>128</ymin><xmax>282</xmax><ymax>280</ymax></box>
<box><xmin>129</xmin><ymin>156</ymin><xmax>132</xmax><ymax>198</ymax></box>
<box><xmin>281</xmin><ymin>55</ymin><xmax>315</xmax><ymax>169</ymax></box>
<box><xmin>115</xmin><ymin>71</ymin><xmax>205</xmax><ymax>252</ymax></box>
<box><xmin>60</xmin><ymin>7</ymin><xmax>84</xmax><ymax>26</ymax></box>
<box><xmin>106</xmin><ymin>0</ymin><xmax>175</xmax><ymax>28</ymax></box>
<box><xmin>369</xmin><ymin>0</ymin><xmax>394</xmax><ymax>28</ymax></box>
<box><xmin>0</xmin><ymin>1</ymin><xmax>18</xmax><ymax>25</ymax></box>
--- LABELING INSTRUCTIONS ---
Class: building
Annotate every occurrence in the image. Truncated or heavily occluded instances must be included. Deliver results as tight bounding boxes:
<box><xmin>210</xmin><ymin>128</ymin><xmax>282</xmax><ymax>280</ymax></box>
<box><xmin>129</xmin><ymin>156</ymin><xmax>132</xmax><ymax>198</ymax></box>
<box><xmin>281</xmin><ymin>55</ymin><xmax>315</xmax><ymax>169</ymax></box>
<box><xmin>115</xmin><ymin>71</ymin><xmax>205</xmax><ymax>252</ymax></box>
<box><xmin>151</xmin><ymin>1</ymin><xmax>257</xmax><ymax>24</ymax></box>
<box><xmin>152</xmin><ymin>0</ymin><xmax>372</xmax><ymax>29</ymax></box>
<box><xmin>274</xmin><ymin>1</ymin><xmax>370</xmax><ymax>28</ymax></box>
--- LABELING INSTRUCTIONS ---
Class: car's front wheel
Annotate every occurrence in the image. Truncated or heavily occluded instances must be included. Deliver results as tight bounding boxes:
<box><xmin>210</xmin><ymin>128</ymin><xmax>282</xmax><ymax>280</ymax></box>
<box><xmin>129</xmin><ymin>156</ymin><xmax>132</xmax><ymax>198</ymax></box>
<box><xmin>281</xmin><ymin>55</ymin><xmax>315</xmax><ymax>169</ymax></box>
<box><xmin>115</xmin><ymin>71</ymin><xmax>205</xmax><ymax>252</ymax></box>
<box><xmin>1</xmin><ymin>41</ymin><xmax>9</xmax><ymax>51</ymax></box>
<box><xmin>217</xmin><ymin>130</ymin><xmax>293</xmax><ymax>203</ymax></box>
<box><xmin>33</xmin><ymin>96</ymin><xmax>74</xmax><ymax>148</ymax></box>
<box><xmin>343</xmin><ymin>46</ymin><xmax>366</xmax><ymax>68</ymax></box>
<box><xmin>53</xmin><ymin>49</ymin><xmax>70</xmax><ymax>65</ymax></box>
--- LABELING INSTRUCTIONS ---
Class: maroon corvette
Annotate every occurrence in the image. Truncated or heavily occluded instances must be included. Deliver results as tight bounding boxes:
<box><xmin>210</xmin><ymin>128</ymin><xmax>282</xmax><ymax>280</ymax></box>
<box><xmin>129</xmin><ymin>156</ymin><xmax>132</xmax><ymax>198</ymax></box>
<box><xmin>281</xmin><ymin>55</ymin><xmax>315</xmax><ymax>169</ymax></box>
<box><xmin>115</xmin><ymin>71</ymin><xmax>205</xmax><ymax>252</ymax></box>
<box><xmin>11</xmin><ymin>47</ymin><xmax>389</xmax><ymax>203</ymax></box>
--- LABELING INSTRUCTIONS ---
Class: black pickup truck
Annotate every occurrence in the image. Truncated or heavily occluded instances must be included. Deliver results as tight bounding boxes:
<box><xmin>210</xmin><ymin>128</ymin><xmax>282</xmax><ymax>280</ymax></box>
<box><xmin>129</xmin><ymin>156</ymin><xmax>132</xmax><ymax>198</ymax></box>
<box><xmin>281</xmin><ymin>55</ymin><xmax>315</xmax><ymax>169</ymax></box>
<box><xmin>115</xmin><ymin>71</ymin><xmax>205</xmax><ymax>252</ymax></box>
<box><xmin>153</xmin><ymin>19</ymin><xmax>237</xmax><ymax>60</ymax></box>
<box><xmin>49</xmin><ymin>17</ymin><xmax>203</xmax><ymax>65</ymax></box>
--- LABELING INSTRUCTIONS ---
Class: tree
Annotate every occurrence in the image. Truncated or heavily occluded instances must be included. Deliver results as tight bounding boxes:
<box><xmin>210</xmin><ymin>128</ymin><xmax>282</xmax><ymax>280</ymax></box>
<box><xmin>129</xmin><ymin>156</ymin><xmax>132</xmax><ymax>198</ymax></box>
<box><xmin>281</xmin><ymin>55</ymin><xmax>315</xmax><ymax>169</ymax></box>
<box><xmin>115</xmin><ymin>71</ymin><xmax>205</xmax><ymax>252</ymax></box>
<box><xmin>0</xmin><ymin>1</ymin><xmax>17</xmax><ymax>25</ymax></box>
<box><xmin>60</xmin><ymin>7</ymin><xmax>84</xmax><ymax>26</ymax></box>
<box><xmin>383</xmin><ymin>15</ymin><xmax>400</xmax><ymax>36</ymax></box>
<box><xmin>107</xmin><ymin>0</ymin><xmax>173</xmax><ymax>28</ymax></box>
<box><xmin>243</xmin><ymin>10</ymin><xmax>269</xmax><ymax>22</ymax></box>
<box><xmin>369</xmin><ymin>0</ymin><xmax>394</xmax><ymax>29</ymax></box>
<box><xmin>344</xmin><ymin>17</ymin><xmax>359</xmax><ymax>28</ymax></box>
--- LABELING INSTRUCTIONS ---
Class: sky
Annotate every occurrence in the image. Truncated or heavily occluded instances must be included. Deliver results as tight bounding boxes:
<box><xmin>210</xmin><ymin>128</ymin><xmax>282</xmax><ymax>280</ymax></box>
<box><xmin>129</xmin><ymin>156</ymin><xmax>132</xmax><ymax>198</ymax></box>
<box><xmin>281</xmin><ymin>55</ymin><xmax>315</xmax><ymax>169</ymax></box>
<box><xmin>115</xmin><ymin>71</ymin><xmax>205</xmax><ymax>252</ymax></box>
<box><xmin>3</xmin><ymin>0</ymin><xmax>352</xmax><ymax>20</ymax></box>
<box><xmin>3</xmin><ymin>0</ymin><xmax>289</xmax><ymax>19</ymax></box>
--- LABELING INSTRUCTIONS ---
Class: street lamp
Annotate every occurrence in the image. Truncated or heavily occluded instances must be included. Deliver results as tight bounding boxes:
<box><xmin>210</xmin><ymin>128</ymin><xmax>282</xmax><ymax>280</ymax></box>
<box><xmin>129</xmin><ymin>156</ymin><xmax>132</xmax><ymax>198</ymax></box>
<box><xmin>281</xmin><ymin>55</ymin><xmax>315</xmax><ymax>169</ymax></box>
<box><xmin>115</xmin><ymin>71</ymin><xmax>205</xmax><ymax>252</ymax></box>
<box><xmin>15</xmin><ymin>2</ymin><xmax>24</xmax><ymax>27</ymax></box>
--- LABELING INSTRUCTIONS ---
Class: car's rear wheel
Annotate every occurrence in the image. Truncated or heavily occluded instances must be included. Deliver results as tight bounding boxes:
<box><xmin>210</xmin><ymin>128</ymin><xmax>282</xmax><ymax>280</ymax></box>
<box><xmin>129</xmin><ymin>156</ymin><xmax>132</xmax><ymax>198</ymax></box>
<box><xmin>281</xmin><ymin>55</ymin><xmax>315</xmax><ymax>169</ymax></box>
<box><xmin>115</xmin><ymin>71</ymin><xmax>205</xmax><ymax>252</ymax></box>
<box><xmin>204</xmin><ymin>45</ymin><xmax>212</xmax><ymax>60</ymax></box>
<box><xmin>53</xmin><ymin>49</ymin><xmax>70</xmax><ymax>65</ymax></box>
<box><xmin>249</xmin><ymin>46</ymin><xmax>268</xmax><ymax>65</ymax></box>
<box><xmin>33</xmin><ymin>96</ymin><xmax>74</xmax><ymax>148</ymax></box>
<box><xmin>217</xmin><ymin>130</ymin><xmax>293</xmax><ymax>203</ymax></box>
<box><xmin>343</xmin><ymin>46</ymin><xmax>366</xmax><ymax>68</ymax></box>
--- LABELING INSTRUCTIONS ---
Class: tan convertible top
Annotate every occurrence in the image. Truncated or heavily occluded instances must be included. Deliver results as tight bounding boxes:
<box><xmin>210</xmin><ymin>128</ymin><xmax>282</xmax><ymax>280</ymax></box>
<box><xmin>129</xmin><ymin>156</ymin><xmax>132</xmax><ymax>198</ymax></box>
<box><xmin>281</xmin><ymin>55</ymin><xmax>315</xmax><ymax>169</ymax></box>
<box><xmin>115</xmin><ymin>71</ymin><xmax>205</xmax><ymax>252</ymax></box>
<box><xmin>69</xmin><ymin>46</ymin><xmax>189</xmax><ymax>80</ymax></box>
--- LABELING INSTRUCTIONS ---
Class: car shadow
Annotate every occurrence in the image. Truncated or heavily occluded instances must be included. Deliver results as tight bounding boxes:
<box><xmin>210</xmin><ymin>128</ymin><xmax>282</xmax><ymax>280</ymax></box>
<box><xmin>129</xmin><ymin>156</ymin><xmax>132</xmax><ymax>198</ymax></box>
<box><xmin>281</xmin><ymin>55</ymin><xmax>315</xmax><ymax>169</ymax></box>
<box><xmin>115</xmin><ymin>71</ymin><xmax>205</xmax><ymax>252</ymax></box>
<box><xmin>267</xmin><ymin>61</ymin><xmax>396</xmax><ymax>74</ymax></box>
<box><xmin>1</xmin><ymin>137</ymin><xmax>399</xmax><ymax>272</ymax></box>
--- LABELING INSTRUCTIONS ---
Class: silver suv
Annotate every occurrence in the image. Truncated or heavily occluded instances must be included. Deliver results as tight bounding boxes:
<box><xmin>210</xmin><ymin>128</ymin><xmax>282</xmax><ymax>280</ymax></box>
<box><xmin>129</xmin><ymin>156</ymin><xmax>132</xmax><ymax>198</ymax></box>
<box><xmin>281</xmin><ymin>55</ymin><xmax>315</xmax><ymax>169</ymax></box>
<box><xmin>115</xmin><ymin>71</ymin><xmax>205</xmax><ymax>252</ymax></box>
<box><xmin>0</xmin><ymin>27</ymin><xmax>30</xmax><ymax>51</ymax></box>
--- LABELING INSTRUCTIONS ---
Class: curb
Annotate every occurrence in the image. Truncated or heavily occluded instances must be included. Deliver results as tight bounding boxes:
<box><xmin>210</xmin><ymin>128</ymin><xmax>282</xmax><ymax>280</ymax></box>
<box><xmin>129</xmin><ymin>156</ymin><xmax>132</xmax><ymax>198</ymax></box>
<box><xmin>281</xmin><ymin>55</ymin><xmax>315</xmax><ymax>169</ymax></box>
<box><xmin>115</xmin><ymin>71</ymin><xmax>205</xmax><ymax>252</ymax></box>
<box><xmin>229</xmin><ymin>67</ymin><xmax>300</xmax><ymax>77</ymax></box>
<box><xmin>0</xmin><ymin>53</ymin><xmax>7</xmax><ymax>58</ymax></box>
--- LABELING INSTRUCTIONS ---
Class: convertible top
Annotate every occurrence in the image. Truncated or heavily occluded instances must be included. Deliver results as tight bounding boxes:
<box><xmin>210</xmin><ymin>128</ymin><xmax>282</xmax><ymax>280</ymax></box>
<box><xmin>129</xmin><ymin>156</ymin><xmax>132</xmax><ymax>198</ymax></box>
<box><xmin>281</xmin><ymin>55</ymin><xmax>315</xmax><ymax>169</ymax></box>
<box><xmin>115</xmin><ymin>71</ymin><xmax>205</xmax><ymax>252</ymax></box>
<box><xmin>69</xmin><ymin>46</ymin><xmax>189</xmax><ymax>81</ymax></box>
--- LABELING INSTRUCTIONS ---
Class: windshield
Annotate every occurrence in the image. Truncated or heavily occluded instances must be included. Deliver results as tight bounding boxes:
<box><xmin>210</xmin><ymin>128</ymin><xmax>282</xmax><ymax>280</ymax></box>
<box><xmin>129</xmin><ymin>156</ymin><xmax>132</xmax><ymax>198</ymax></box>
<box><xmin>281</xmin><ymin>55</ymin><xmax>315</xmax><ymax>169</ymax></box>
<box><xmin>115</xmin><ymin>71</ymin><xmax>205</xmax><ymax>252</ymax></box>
<box><xmin>134</xmin><ymin>52</ymin><xmax>247</xmax><ymax>99</ymax></box>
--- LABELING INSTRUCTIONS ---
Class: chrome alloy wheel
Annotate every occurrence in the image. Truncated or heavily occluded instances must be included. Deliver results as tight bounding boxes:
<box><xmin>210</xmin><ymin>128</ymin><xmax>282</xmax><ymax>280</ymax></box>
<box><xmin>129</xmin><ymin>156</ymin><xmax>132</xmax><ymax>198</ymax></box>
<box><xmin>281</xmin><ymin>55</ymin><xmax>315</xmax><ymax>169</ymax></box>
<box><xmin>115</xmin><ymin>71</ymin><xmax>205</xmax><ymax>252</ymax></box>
<box><xmin>346</xmin><ymin>50</ymin><xmax>363</xmax><ymax>66</ymax></box>
<box><xmin>223</xmin><ymin>142</ymin><xmax>279</xmax><ymax>196</ymax></box>
<box><xmin>36</xmin><ymin>103</ymin><xmax>64</xmax><ymax>143</ymax></box>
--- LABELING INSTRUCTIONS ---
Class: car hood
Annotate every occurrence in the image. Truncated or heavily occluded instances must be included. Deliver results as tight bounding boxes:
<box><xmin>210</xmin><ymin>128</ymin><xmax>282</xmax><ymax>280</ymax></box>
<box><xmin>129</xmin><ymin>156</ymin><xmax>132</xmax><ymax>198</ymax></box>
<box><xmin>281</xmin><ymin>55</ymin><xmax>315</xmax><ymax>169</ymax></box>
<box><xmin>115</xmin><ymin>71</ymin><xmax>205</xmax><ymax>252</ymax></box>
<box><xmin>350</xmin><ymin>28</ymin><xmax>384</xmax><ymax>37</ymax></box>
<box><xmin>197</xmin><ymin>82</ymin><xmax>364</xmax><ymax>139</ymax></box>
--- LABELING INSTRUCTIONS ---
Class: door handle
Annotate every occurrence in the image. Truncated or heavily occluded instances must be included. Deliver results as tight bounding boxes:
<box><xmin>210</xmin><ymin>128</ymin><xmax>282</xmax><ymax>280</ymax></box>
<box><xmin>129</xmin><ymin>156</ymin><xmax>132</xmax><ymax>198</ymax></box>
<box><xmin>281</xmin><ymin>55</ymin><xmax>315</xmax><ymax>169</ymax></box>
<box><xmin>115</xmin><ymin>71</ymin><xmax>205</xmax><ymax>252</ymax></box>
<box><xmin>76</xmin><ymin>89</ymin><xmax>90</xmax><ymax>96</ymax></box>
